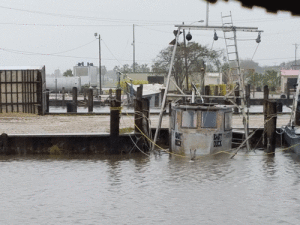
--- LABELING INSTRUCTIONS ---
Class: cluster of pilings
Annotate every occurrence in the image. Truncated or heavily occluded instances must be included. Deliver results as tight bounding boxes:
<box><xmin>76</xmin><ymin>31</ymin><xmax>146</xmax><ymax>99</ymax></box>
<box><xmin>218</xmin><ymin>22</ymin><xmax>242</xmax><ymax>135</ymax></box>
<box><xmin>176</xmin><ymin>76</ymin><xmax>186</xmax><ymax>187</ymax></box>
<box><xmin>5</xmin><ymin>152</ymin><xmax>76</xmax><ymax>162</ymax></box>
<box><xmin>110</xmin><ymin>85</ymin><xmax>150</xmax><ymax>154</ymax></box>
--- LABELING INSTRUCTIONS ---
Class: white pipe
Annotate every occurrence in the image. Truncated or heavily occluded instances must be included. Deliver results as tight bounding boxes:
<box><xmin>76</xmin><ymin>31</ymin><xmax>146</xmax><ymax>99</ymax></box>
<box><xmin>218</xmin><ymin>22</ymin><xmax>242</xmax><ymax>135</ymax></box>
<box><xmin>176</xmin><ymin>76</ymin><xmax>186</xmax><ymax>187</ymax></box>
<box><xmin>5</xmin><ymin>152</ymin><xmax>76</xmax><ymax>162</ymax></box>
<box><xmin>192</xmin><ymin>89</ymin><xmax>195</xmax><ymax>103</ymax></box>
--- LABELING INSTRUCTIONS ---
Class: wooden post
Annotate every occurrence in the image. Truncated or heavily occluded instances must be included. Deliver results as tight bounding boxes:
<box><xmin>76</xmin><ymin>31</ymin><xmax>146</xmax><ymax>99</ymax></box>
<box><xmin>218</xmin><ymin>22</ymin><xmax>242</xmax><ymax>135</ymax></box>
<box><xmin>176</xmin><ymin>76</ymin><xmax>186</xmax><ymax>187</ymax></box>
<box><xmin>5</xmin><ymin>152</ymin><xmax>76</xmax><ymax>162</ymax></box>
<box><xmin>295</xmin><ymin>98</ymin><xmax>300</xmax><ymax>126</ymax></box>
<box><xmin>0</xmin><ymin>133</ymin><xmax>8</xmax><ymax>154</ymax></box>
<box><xmin>72</xmin><ymin>87</ymin><xmax>78</xmax><ymax>113</ymax></box>
<box><xmin>214</xmin><ymin>85</ymin><xmax>218</xmax><ymax>96</ymax></box>
<box><xmin>287</xmin><ymin>85</ymin><xmax>290</xmax><ymax>106</ymax></box>
<box><xmin>110</xmin><ymin>89</ymin><xmax>121</xmax><ymax>154</ymax></box>
<box><xmin>263</xmin><ymin>85</ymin><xmax>269</xmax><ymax>147</ymax></box>
<box><xmin>277</xmin><ymin>101</ymin><xmax>283</xmax><ymax>113</ymax></box>
<box><xmin>88</xmin><ymin>88</ymin><xmax>93</xmax><ymax>113</ymax></box>
<box><xmin>234</xmin><ymin>83</ymin><xmax>240</xmax><ymax>114</ymax></box>
<box><xmin>45</xmin><ymin>89</ymin><xmax>50</xmax><ymax>113</ymax></box>
<box><xmin>135</xmin><ymin>85</ymin><xmax>143</xmax><ymax>133</ymax></box>
<box><xmin>266</xmin><ymin>100</ymin><xmax>277</xmax><ymax>155</ymax></box>
<box><xmin>204</xmin><ymin>85</ymin><xmax>210</xmax><ymax>103</ymax></box>
<box><xmin>62</xmin><ymin>87</ymin><xmax>65</xmax><ymax>107</ymax></box>
<box><xmin>246</xmin><ymin>84</ymin><xmax>251</xmax><ymax>108</ymax></box>
<box><xmin>142</xmin><ymin>98</ymin><xmax>150</xmax><ymax>148</ymax></box>
<box><xmin>161</xmin><ymin>88</ymin><xmax>165</xmax><ymax>108</ymax></box>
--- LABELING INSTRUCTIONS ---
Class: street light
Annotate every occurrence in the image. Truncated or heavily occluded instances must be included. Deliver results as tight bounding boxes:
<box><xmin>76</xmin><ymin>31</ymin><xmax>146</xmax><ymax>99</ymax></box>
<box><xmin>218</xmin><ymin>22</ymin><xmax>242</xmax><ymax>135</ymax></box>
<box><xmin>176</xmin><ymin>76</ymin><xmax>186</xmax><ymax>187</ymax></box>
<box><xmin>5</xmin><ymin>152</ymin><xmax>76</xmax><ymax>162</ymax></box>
<box><xmin>94</xmin><ymin>33</ymin><xmax>102</xmax><ymax>95</ymax></box>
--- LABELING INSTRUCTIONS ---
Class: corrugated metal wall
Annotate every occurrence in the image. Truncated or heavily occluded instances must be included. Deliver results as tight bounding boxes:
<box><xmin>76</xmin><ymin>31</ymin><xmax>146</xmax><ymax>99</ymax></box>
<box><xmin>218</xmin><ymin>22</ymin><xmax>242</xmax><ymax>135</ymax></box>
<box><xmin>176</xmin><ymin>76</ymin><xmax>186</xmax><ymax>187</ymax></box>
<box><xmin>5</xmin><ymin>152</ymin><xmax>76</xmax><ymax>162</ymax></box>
<box><xmin>0</xmin><ymin>68</ymin><xmax>46</xmax><ymax>114</ymax></box>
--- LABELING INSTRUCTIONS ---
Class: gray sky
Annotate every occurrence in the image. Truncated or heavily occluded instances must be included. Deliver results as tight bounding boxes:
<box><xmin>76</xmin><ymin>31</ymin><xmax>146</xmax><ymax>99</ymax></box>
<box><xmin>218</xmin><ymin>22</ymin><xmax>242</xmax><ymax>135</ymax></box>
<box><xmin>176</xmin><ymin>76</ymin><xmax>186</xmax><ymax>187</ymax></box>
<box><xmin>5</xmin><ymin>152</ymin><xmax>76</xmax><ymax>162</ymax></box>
<box><xmin>0</xmin><ymin>0</ymin><xmax>299</xmax><ymax>74</ymax></box>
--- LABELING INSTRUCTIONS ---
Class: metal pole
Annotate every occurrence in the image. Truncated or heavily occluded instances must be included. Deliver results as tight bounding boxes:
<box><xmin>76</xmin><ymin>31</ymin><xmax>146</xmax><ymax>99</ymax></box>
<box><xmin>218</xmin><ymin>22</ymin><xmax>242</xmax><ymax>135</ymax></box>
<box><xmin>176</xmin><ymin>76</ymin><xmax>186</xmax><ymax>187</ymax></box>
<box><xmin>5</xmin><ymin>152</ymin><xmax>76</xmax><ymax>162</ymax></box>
<box><xmin>152</xmin><ymin>28</ymin><xmax>181</xmax><ymax>151</ymax></box>
<box><xmin>206</xmin><ymin>1</ymin><xmax>209</xmax><ymax>26</ymax></box>
<box><xmin>133</xmin><ymin>24</ymin><xmax>135</xmax><ymax>73</ymax></box>
<box><xmin>183</xmin><ymin>22</ymin><xmax>189</xmax><ymax>91</ymax></box>
<box><xmin>295</xmin><ymin>44</ymin><xmax>298</xmax><ymax>66</ymax></box>
<box><xmin>99</xmin><ymin>34</ymin><xmax>102</xmax><ymax>95</ymax></box>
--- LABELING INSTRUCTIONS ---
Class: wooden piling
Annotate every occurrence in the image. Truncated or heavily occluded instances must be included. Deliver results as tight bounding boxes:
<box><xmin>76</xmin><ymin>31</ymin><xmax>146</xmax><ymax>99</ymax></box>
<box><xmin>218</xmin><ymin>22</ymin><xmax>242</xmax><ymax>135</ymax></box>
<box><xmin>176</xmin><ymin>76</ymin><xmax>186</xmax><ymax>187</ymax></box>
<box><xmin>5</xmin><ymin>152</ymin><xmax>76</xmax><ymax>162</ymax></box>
<box><xmin>161</xmin><ymin>88</ymin><xmax>166</xmax><ymax>108</ymax></box>
<box><xmin>246</xmin><ymin>84</ymin><xmax>251</xmax><ymax>108</ymax></box>
<box><xmin>88</xmin><ymin>88</ymin><xmax>93</xmax><ymax>113</ymax></box>
<box><xmin>46</xmin><ymin>89</ymin><xmax>50</xmax><ymax>113</ymax></box>
<box><xmin>287</xmin><ymin>86</ymin><xmax>290</xmax><ymax>105</ymax></box>
<box><xmin>72</xmin><ymin>87</ymin><xmax>78</xmax><ymax>113</ymax></box>
<box><xmin>110</xmin><ymin>89</ymin><xmax>121</xmax><ymax>154</ymax></box>
<box><xmin>204</xmin><ymin>85</ymin><xmax>210</xmax><ymax>103</ymax></box>
<box><xmin>295</xmin><ymin>99</ymin><xmax>300</xmax><ymax>126</ymax></box>
<box><xmin>234</xmin><ymin>83</ymin><xmax>240</xmax><ymax>114</ymax></box>
<box><xmin>135</xmin><ymin>85</ymin><xmax>143</xmax><ymax>133</ymax></box>
<box><xmin>62</xmin><ymin>87</ymin><xmax>65</xmax><ymax>107</ymax></box>
<box><xmin>263</xmin><ymin>85</ymin><xmax>269</xmax><ymax>147</ymax></box>
<box><xmin>0</xmin><ymin>133</ymin><xmax>8</xmax><ymax>154</ymax></box>
<box><xmin>214</xmin><ymin>85</ymin><xmax>219</xmax><ymax>96</ymax></box>
<box><xmin>266</xmin><ymin>100</ymin><xmax>277</xmax><ymax>155</ymax></box>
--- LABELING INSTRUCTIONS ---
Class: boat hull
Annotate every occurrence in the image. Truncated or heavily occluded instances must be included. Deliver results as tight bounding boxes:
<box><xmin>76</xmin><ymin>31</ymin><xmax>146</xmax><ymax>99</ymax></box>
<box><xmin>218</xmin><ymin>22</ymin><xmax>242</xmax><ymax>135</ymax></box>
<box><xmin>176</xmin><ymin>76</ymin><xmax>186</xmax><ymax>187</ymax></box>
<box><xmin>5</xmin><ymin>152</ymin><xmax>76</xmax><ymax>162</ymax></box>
<box><xmin>283</xmin><ymin>126</ymin><xmax>300</xmax><ymax>154</ymax></box>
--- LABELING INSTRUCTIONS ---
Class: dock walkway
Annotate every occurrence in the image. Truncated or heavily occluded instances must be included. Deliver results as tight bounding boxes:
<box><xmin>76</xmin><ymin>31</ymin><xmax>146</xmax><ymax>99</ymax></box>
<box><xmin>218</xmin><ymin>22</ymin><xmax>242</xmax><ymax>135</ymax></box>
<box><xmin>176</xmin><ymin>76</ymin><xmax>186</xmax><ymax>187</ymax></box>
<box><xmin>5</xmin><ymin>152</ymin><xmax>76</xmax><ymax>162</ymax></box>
<box><xmin>0</xmin><ymin>114</ymin><xmax>291</xmax><ymax>135</ymax></box>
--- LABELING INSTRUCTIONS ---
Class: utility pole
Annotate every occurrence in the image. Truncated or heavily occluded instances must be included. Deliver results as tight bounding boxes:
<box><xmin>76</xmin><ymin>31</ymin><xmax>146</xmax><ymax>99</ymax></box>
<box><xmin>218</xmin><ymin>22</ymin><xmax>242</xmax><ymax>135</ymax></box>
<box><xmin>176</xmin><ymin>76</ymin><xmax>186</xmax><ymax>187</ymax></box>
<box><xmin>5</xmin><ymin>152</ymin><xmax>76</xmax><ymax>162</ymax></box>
<box><xmin>94</xmin><ymin>33</ymin><xmax>102</xmax><ymax>95</ymax></box>
<box><xmin>293</xmin><ymin>43</ymin><xmax>298</xmax><ymax>67</ymax></box>
<box><xmin>133</xmin><ymin>24</ymin><xmax>136</xmax><ymax>73</ymax></box>
<box><xmin>206</xmin><ymin>1</ymin><xmax>209</xmax><ymax>26</ymax></box>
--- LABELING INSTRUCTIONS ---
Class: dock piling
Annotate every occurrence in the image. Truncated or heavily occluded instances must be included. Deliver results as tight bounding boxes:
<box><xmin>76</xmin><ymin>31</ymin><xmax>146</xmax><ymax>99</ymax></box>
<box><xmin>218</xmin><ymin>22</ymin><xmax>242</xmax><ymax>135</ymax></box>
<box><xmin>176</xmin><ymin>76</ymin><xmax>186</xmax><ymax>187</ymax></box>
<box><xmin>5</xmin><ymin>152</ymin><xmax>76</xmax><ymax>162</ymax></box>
<box><xmin>46</xmin><ymin>89</ymin><xmax>50</xmax><ymax>113</ymax></box>
<box><xmin>263</xmin><ymin>85</ymin><xmax>269</xmax><ymax>147</ymax></box>
<box><xmin>62</xmin><ymin>87</ymin><xmax>65</xmax><ymax>107</ymax></box>
<box><xmin>204</xmin><ymin>85</ymin><xmax>210</xmax><ymax>103</ymax></box>
<box><xmin>234</xmin><ymin>83</ymin><xmax>240</xmax><ymax>114</ymax></box>
<box><xmin>88</xmin><ymin>88</ymin><xmax>93</xmax><ymax>113</ymax></box>
<box><xmin>110</xmin><ymin>89</ymin><xmax>121</xmax><ymax>154</ymax></box>
<box><xmin>266</xmin><ymin>100</ymin><xmax>277</xmax><ymax>155</ymax></box>
<box><xmin>72</xmin><ymin>87</ymin><xmax>78</xmax><ymax>113</ymax></box>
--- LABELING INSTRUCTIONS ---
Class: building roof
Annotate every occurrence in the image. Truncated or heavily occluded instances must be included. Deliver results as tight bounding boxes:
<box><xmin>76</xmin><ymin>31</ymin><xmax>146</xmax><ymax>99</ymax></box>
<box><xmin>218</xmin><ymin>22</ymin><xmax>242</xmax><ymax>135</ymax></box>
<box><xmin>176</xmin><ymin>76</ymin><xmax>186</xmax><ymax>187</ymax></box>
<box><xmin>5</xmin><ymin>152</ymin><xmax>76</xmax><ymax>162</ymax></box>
<box><xmin>0</xmin><ymin>66</ymin><xmax>45</xmax><ymax>70</ymax></box>
<box><xmin>280</xmin><ymin>69</ymin><xmax>300</xmax><ymax>76</ymax></box>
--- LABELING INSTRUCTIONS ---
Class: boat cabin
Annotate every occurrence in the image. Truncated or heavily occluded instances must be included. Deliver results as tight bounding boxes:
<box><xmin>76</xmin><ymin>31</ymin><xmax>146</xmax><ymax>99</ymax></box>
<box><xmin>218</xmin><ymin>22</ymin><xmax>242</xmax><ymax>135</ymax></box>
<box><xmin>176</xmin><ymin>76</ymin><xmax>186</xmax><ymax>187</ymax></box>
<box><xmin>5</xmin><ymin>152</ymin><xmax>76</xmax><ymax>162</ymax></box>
<box><xmin>169</xmin><ymin>102</ymin><xmax>234</xmax><ymax>156</ymax></box>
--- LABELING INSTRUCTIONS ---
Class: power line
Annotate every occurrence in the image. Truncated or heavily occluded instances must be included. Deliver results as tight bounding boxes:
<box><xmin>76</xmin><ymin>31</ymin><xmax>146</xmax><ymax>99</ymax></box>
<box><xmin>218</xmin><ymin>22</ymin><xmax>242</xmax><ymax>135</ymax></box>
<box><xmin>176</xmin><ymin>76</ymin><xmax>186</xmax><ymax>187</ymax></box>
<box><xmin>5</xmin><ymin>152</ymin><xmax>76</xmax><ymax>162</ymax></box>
<box><xmin>0</xmin><ymin>5</ymin><xmax>184</xmax><ymax>25</ymax></box>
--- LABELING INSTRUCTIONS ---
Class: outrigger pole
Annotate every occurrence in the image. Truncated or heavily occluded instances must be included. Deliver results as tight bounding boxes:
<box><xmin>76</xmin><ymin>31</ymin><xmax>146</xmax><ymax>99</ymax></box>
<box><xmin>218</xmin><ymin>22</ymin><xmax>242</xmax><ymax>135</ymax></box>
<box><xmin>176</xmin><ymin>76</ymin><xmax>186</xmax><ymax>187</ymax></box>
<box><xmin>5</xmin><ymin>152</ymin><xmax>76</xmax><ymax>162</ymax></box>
<box><xmin>151</xmin><ymin>28</ymin><xmax>181</xmax><ymax>151</ymax></box>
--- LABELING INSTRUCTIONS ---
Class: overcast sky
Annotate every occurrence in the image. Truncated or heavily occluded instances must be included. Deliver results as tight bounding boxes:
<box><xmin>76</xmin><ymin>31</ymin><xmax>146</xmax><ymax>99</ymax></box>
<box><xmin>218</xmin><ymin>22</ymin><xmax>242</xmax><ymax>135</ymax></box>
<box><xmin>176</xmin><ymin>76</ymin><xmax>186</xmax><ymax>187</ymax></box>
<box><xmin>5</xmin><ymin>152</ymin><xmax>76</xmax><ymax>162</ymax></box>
<box><xmin>0</xmin><ymin>0</ymin><xmax>299</xmax><ymax>74</ymax></box>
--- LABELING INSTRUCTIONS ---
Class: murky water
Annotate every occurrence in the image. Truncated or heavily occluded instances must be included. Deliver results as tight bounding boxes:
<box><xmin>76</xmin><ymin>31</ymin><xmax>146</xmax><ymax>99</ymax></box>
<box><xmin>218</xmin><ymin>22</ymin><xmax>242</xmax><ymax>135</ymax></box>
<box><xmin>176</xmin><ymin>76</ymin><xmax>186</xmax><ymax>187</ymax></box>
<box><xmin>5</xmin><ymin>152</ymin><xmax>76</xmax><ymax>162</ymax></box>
<box><xmin>1</xmin><ymin>149</ymin><xmax>300</xmax><ymax>224</ymax></box>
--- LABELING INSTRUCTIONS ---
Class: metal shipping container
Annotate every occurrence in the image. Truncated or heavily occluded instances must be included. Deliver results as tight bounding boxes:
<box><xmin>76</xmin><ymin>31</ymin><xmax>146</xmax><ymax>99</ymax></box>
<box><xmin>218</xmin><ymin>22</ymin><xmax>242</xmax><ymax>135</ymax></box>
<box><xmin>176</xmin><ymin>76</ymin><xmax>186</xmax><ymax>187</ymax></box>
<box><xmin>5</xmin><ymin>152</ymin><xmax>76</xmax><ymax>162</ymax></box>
<box><xmin>0</xmin><ymin>66</ymin><xmax>46</xmax><ymax>115</ymax></box>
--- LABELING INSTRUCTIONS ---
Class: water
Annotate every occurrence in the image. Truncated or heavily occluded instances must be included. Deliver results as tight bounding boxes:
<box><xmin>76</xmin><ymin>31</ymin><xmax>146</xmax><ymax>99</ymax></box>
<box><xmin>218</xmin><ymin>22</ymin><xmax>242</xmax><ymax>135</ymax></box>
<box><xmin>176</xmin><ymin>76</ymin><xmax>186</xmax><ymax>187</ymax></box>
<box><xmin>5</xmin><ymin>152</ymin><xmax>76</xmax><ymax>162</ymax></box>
<box><xmin>1</xmin><ymin>149</ymin><xmax>300</xmax><ymax>224</ymax></box>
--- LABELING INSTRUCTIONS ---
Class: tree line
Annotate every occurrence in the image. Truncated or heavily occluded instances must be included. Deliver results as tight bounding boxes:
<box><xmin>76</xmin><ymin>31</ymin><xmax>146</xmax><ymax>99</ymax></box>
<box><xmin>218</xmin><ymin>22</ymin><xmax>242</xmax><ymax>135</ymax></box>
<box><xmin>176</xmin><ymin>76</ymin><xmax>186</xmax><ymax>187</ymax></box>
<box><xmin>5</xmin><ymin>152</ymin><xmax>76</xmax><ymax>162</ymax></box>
<box><xmin>61</xmin><ymin>41</ymin><xmax>291</xmax><ymax>90</ymax></box>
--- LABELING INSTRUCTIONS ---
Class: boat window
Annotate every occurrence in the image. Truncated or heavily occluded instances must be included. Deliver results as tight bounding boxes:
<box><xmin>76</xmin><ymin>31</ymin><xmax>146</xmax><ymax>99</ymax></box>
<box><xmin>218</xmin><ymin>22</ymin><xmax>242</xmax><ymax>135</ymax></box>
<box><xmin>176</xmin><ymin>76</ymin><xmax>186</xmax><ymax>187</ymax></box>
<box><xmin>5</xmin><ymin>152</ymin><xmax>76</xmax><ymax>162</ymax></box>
<box><xmin>224</xmin><ymin>112</ymin><xmax>232</xmax><ymax>131</ymax></box>
<box><xmin>202</xmin><ymin>111</ymin><xmax>217</xmax><ymax>128</ymax></box>
<box><xmin>181</xmin><ymin>110</ymin><xmax>197</xmax><ymax>128</ymax></box>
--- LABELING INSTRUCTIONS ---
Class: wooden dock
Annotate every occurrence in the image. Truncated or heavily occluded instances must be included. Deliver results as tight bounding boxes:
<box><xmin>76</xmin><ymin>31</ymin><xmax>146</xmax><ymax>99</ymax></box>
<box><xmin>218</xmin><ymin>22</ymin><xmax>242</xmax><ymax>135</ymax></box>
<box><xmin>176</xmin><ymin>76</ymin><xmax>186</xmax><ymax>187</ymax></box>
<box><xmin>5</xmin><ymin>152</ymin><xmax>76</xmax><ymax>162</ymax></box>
<box><xmin>0</xmin><ymin>113</ymin><xmax>291</xmax><ymax>135</ymax></box>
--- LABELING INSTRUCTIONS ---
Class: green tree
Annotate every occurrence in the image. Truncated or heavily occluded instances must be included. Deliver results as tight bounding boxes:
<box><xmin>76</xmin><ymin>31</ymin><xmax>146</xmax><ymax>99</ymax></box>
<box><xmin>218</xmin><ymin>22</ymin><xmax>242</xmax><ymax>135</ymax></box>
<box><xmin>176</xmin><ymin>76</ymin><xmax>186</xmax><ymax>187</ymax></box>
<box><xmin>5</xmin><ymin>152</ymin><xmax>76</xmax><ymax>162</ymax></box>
<box><xmin>152</xmin><ymin>42</ymin><xmax>221</xmax><ymax>89</ymax></box>
<box><xmin>63</xmin><ymin>69</ymin><xmax>73</xmax><ymax>77</ymax></box>
<box><xmin>263</xmin><ymin>70</ymin><xmax>280</xmax><ymax>89</ymax></box>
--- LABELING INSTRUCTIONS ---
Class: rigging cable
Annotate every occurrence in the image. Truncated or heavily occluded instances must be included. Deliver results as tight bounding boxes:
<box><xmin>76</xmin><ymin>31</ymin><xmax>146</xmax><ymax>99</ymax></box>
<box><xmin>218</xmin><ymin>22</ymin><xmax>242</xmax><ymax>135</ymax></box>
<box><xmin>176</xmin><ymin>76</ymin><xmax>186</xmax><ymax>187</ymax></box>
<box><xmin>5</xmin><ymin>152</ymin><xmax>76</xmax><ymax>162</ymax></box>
<box><xmin>251</xmin><ymin>43</ymin><xmax>260</xmax><ymax>61</ymax></box>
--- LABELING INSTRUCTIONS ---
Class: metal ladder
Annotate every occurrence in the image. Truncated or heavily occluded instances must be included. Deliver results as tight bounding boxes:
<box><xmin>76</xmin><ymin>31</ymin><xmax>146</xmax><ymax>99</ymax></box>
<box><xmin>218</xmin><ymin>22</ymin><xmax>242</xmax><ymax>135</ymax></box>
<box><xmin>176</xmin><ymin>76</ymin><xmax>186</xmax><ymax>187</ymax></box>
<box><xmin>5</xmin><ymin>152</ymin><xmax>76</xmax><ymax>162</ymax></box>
<box><xmin>221</xmin><ymin>12</ymin><xmax>251</xmax><ymax>151</ymax></box>
<box><xmin>221</xmin><ymin>12</ymin><xmax>241</xmax><ymax>84</ymax></box>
